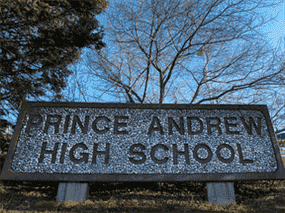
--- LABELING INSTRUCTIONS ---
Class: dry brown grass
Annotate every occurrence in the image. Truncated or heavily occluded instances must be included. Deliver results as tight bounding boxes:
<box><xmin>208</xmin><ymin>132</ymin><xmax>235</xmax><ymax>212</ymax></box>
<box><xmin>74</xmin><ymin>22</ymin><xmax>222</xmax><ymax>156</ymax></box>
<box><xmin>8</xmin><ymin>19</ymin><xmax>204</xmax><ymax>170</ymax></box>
<box><xmin>1</xmin><ymin>180</ymin><xmax>285</xmax><ymax>212</ymax></box>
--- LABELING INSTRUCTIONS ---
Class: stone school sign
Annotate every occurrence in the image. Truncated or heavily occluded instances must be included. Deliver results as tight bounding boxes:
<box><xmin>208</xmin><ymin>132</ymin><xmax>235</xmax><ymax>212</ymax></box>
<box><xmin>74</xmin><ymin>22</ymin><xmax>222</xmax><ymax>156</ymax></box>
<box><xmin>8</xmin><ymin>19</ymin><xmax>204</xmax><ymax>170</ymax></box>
<box><xmin>1</xmin><ymin>101</ymin><xmax>285</xmax><ymax>205</ymax></box>
<box><xmin>1</xmin><ymin>101</ymin><xmax>285</xmax><ymax>182</ymax></box>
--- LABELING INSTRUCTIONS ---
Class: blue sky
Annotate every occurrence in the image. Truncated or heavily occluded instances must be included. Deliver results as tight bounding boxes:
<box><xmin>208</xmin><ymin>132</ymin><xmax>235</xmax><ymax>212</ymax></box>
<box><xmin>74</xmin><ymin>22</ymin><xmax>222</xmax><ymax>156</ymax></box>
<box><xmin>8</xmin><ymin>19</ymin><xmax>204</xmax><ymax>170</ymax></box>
<box><xmin>95</xmin><ymin>0</ymin><xmax>284</xmax><ymax>50</ymax></box>
<box><xmin>67</xmin><ymin>0</ymin><xmax>285</xmax><ymax>103</ymax></box>
<box><xmin>258</xmin><ymin>1</ymin><xmax>284</xmax><ymax>49</ymax></box>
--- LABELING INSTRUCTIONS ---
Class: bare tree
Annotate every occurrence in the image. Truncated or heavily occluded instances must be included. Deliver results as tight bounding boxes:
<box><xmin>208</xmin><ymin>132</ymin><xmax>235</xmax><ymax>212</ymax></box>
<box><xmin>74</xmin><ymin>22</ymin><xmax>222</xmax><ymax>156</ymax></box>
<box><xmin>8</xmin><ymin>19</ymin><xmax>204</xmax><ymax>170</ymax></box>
<box><xmin>73</xmin><ymin>0</ymin><xmax>285</xmax><ymax>132</ymax></box>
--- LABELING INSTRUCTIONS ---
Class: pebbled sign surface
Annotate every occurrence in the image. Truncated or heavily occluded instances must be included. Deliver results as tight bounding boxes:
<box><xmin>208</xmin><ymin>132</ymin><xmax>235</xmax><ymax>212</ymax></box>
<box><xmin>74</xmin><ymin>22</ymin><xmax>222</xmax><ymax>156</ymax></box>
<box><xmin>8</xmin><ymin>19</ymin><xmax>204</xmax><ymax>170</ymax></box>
<box><xmin>1</xmin><ymin>101</ymin><xmax>285</xmax><ymax>182</ymax></box>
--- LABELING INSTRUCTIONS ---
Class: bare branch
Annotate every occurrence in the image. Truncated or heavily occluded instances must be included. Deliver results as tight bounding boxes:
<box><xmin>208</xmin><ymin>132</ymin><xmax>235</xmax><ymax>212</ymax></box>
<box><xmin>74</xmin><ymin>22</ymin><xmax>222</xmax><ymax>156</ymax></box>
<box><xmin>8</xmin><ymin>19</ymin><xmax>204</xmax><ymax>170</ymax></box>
<box><xmin>79</xmin><ymin>0</ymin><xmax>285</xmax><ymax>131</ymax></box>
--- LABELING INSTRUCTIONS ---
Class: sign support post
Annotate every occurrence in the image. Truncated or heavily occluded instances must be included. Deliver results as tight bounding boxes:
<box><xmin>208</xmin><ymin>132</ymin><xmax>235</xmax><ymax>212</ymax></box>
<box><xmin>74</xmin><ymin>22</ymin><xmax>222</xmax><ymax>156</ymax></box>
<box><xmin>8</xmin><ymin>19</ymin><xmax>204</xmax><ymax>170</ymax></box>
<box><xmin>56</xmin><ymin>182</ymin><xmax>89</xmax><ymax>202</ymax></box>
<box><xmin>206</xmin><ymin>182</ymin><xmax>236</xmax><ymax>206</ymax></box>
<box><xmin>1</xmin><ymin>102</ymin><xmax>285</xmax><ymax>206</ymax></box>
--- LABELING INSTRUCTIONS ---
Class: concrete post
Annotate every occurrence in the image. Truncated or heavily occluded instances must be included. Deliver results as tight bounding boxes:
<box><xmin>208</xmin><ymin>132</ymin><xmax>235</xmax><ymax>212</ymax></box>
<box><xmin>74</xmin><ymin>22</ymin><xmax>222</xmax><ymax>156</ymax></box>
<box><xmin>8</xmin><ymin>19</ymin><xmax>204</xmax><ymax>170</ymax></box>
<box><xmin>206</xmin><ymin>182</ymin><xmax>236</xmax><ymax>206</ymax></box>
<box><xmin>56</xmin><ymin>182</ymin><xmax>89</xmax><ymax>203</ymax></box>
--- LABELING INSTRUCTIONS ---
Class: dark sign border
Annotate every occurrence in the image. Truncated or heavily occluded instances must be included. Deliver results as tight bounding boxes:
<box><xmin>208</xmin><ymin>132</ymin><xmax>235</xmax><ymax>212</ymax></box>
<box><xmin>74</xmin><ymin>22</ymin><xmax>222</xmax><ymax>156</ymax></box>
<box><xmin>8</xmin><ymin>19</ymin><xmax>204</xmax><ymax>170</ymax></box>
<box><xmin>1</xmin><ymin>101</ymin><xmax>285</xmax><ymax>182</ymax></box>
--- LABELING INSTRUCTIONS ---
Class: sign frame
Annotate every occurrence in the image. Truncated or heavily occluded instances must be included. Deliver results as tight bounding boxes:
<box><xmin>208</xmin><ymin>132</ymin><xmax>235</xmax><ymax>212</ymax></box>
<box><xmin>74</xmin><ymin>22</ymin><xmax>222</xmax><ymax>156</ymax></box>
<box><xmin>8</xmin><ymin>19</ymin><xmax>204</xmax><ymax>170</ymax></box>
<box><xmin>1</xmin><ymin>101</ymin><xmax>285</xmax><ymax>182</ymax></box>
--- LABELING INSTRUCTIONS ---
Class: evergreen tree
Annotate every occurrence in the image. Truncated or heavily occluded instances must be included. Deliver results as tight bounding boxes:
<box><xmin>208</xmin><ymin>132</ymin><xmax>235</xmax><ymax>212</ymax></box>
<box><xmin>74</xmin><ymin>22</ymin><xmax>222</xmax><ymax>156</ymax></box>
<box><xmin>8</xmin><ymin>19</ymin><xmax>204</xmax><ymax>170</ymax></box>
<box><xmin>1</xmin><ymin>0</ymin><xmax>108</xmax><ymax>117</ymax></box>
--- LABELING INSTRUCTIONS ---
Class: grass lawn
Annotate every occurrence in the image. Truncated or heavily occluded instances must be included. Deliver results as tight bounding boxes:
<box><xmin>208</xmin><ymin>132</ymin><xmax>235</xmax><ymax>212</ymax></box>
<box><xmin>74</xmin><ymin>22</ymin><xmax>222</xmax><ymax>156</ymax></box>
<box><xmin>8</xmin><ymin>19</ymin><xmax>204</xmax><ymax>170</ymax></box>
<box><xmin>1</xmin><ymin>180</ymin><xmax>285</xmax><ymax>212</ymax></box>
